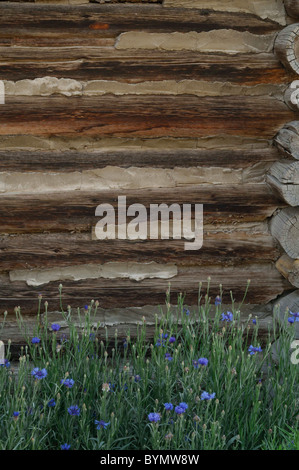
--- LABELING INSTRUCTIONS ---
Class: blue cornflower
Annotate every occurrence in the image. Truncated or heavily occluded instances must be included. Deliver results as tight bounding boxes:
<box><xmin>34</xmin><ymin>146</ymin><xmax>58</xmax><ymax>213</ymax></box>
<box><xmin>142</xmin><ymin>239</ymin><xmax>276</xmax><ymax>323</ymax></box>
<box><xmin>31</xmin><ymin>337</ymin><xmax>41</xmax><ymax>344</ymax></box>
<box><xmin>215</xmin><ymin>296</ymin><xmax>222</xmax><ymax>306</ymax></box>
<box><xmin>288</xmin><ymin>317</ymin><xmax>295</xmax><ymax>324</ymax></box>
<box><xmin>179</xmin><ymin>402</ymin><xmax>188</xmax><ymax>411</ymax></box>
<box><xmin>165</xmin><ymin>353</ymin><xmax>173</xmax><ymax>361</ymax></box>
<box><xmin>184</xmin><ymin>308</ymin><xmax>190</xmax><ymax>316</ymax></box>
<box><xmin>164</xmin><ymin>403</ymin><xmax>173</xmax><ymax>411</ymax></box>
<box><xmin>194</xmin><ymin>357</ymin><xmax>208</xmax><ymax>368</ymax></box>
<box><xmin>61</xmin><ymin>378</ymin><xmax>75</xmax><ymax>388</ymax></box>
<box><xmin>89</xmin><ymin>333</ymin><xmax>96</xmax><ymax>341</ymax></box>
<box><xmin>169</xmin><ymin>336</ymin><xmax>176</xmax><ymax>344</ymax></box>
<box><xmin>84</xmin><ymin>305</ymin><xmax>89</xmax><ymax>310</ymax></box>
<box><xmin>201</xmin><ymin>391</ymin><xmax>216</xmax><ymax>401</ymax></box>
<box><xmin>175</xmin><ymin>406</ymin><xmax>186</xmax><ymax>415</ymax></box>
<box><xmin>252</xmin><ymin>319</ymin><xmax>257</xmax><ymax>325</ymax></box>
<box><xmin>67</xmin><ymin>405</ymin><xmax>80</xmax><ymax>416</ymax></box>
<box><xmin>31</xmin><ymin>367</ymin><xmax>48</xmax><ymax>380</ymax></box>
<box><xmin>123</xmin><ymin>339</ymin><xmax>128</xmax><ymax>349</ymax></box>
<box><xmin>95</xmin><ymin>419</ymin><xmax>110</xmax><ymax>430</ymax></box>
<box><xmin>289</xmin><ymin>311</ymin><xmax>299</xmax><ymax>322</ymax></box>
<box><xmin>48</xmin><ymin>399</ymin><xmax>56</xmax><ymax>407</ymax></box>
<box><xmin>61</xmin><ymin>444</ymin><xmax>71</xmax><ymax>450</ymax></box>
<box><xmin>134</xmin><ymin>375</ymin><xmax>141</xmax><ymax>382</ymax></box>
<box><xmin>148</xmin><ymin>412</ymin><xmax>161</xmax><ymax>423</ymax></box>
<box><xmin>51</xmin><ymin>323</ymin><xmax>61</xmax><ymax>332</ymax></box>
<box><xmin>13</xmin><ymin>411</ymin><xmax>20</xmax><ymax>418</ymax></box>
<box><xmin>0</xmin><ymin>359</ymin><xmax>10</xmax><ymax>368</ymax></box>
<box><xmin>248</xmin><ymin>345</ymin><xmax>262</xmax><ymax>355</ymax></box>
<box><xmin>221</xmin><ymin>311</ymin><xmax>233</xmax><ymax>322</ymax></box>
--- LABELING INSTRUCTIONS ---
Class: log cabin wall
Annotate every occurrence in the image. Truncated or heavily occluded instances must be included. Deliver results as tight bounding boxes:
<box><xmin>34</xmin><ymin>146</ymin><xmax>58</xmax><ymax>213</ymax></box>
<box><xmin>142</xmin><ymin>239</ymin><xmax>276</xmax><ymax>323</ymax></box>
<box><xmin>0</xmin><ymin>0</ymin><xmax>299</xmax><ymax>332</ymax></box>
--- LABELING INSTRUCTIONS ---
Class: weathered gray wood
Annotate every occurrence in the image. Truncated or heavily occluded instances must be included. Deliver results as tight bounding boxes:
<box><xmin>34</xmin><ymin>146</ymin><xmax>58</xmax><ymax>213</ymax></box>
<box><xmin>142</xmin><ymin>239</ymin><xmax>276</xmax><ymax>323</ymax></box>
<box><xmin>274</xmin><ymin>23</ymin><xmax>299</xmax><ymax>74</ymax></box>
<box><xmin>271</xmin><ymin>207</ymin><xmax>299</xmax><ymax>258</ymax></box>
<box><xmin>274</xmin><ymin>121</ymin><xmax>299</xmax><ymax>159</ymax></box>
<box><xmin>276</xmin><ymin>254</ymin><xmax>299</xmax><ymax>288</ymax></box>
<box><xmin>269</xmin><ymin>160</ymin><xmax>299</xmax><ymax>183</ymax></box>
<box><xmin>267</xmin><ymin>174</ymin><xmax>299</xmax><ymax>206</ymax></box>
<box><xmin>284</xmin><ymin>0</ymin><xmax>299</xmax><ymax>18</ymax></box>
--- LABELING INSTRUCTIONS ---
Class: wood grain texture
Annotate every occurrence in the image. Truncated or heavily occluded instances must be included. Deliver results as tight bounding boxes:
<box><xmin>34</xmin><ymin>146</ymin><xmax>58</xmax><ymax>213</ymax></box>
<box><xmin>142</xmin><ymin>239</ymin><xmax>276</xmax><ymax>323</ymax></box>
<box><xmin>284</xmin><ymin>0</ymin><xmax>299</xmax><ymax>18</ymax></box>
<box><xmin>0</xmin><ymin>147</ymin><xmax>279</xmax><ymax>172</ymax></box>
<box><xmin>276</xmin><ymin>254</ymin><xmax>299</xmax><ymax>288</ymax></box>
<box><xmin>0</xmin><ymin>185</ymin><xmax>285</xmax><ymax>233</ymax></box>
<box><xmin>0</xmin><ymin>48</ymin><xmax>295</xmax><ymax>84</ymax></box>
<box><xmin>275</xmin><ymin>23</ymin><xmax>299</xmax><ymax>74</ymax></box>
<box><xmin>0</xmin><ymin>95</ymin><xmax>295</xmax><ymax>138</ymax></box>
<box><xmin>271</xmin><ymin>207</ymin><xmax>299</xmax><ymax>258</ymax></box>
<box><xmin>0</xmin><ymin>266</ymin><xmax>291</xmax><ymax>314</ymax></box>
<box><xmin>0</xmin><ymin>230</ymin><xmax>280</xmax><ymax>271</ymax></box>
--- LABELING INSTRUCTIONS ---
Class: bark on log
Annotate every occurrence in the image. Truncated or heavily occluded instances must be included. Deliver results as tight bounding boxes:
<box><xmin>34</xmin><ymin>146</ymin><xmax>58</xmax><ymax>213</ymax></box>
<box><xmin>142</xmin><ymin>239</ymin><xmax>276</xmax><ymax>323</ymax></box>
<box><xmin>274</xmin><ymin>121</ymin><xmax>299</xmax><ymax>160</ymax></box>
<box><xmin>274</xmin><ymin>23</ymin><xmax>299</xmax><ymax>74</ymax></box>
<box><xmin>276</xmin><ymin>253</ymin><xmax>299</xmax><ymax>288</ymax></box>
<box><xmin>271</xmin><ymin>207</ymin><xmax>299</xmax><ymax>258</ymax></box>
<box><xmin>0</xmin><ymin>95</ymin><xmax>295</xmax><ymax>139</ymax></box>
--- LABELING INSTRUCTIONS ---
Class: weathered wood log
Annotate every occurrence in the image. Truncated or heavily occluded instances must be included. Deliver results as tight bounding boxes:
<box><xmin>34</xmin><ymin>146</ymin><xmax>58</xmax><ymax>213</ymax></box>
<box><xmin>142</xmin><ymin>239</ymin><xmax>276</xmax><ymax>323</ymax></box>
<box><xmin>0</xmin><ymin>265</ymin><xmax>291</xmax><ymax>314</ymax></box>
<box><xmin>267</xmin><ymin>175</ymin><xmax>299</xmax><ymax>206</ymax></box>
<box><xmin>274</xmin><ymin>23</ymin><xmax>299</xmax><ymax>74</ymax></box>
<box><xmin>0</xmin><ymin>48</ymin><xmax>294</xmax><ymax>84</ymax></box>
<box><xmin>284</xmin><ymin>0</ymin><xmax>299</xmax><ymax>18</ymax></box>
<box><xmin>267</xmin><ymin>160</ymin><xmax>299</xmax><ymax>205</ymax></box>
<box><xmin>271</xmin><ymin>207</ymin><xmax>299</xmax><ymax>258</ymax></box>
<box><xmin>0</xmin><ymin>229</ymin><xmax>280</xmax><ymax>271</ymax></box>
<box><xmin>0</xmin><ymin>147</ymin><xmax>279</xmax><ymax>172</ymax></box>
<box><xmin>0</xmin><ymin>95</ymin><xmax>295</xmax><ymax>138</ymax></box>
<box><xmin>276</xmin><ymin>253</ymin><xmax>299</xmax><ymax>288</ymax></box>
<box><xmin>0</xmin><ymin>185</ymin><xmax>285</xmax><ymax>233</ymax></box>
<box><xmin>274</xmin><ymin>121</ymin><xmax>299</xmax><ymax>159</ymax></box>
<box><xmin>0</xmin><ymin>2</ymin><xmax>282</xmax><ymax>44</ymax></box>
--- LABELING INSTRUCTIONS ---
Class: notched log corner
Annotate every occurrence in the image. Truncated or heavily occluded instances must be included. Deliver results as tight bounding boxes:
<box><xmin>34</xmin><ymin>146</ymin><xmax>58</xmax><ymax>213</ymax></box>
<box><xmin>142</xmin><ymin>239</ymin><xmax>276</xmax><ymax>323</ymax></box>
<box><xmin>275</xmin><ymin>23</ymin><xmax>299</xmax><ymax>74</ymax></box>
<box><xmin>274</xmin><ymin>121</ymin><xmax>299</xmax><ymax>159</ymax></box>
<box><xmin>276</xmin><ymin>253</ymin><xmax>299</xmax><ymax>287</ymax></box>
<box><xmin>267</xmin><ymin>160</ymin><xmax>299</xmax><ymax>206</ymax></box>
<box><xmin>271</xmin><ymin>207</ymin><xmax>299</xmax><ymax>258</ymax></box>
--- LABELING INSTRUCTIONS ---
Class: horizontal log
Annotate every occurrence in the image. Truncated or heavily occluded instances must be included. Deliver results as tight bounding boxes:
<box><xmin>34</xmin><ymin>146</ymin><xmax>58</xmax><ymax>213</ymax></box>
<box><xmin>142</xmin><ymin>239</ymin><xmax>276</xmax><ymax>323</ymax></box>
<box><xmin>0</xmin><ymin>48</ymin><xmax>295</xmax><ymax>84</ymax></box>
<box><xmin>0</xmin><ymin>265</ymin><xmax>291</xmax><ymax>314</ymax></box>
<box><xmin>276</xmin><ymin>254</ymin><xmax>299</xmax><ymax>288</ymax></box>
<box><xmin>0</xmin><ymin>185</ymin><xmax>285</xmax><ymax>233</ymax></box>
<box><xmin>271</xmin><ymin>207</ymin><xmax>299</xmax><ymax>258</ymax></box>
<box><xmin>0</xmin><ymin>147</ymin><xmax>279</xmax><ymax>172</ymax></box>
<box><xmin>274</xmin><ymin>121</ymin><xmax>299</xmax><ymax>160</ymax></box>
<box><xmin>274</xmin><ymin>23</ymin><xmax>299</xmax><ymax>74</ymax></box>
<box><xmin>0</xmin><ymin>3</ymin><xmax>281</xmax><ymax>47</ymax></box>
<box><xmin>0</xmin><ymin>229</ymin><xmax>280</xmax><ymax>271</ymax></box>
<box><xmin>0</xmin><ymin>95</ymin><xmax>295</xmax><ymax>139</ymax></box>
<box><xmin>284</xmin><ymin>0</ymin><xmax>299</xmax><ymax>18</ymax></box>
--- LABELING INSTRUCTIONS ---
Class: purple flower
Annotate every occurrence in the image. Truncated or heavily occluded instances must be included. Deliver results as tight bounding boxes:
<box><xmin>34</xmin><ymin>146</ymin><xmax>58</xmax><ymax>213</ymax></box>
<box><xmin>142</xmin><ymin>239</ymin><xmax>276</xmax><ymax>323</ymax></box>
<box><xmin>201</xmin><ymin>391</ymin><xmax>215</xmax><ymax>401</ymax></box>
<box><xmin>67</xmin><ymin>405</ymin><xmax>80</xmax><ymax>416</ymax></box>
<box><xmin>48</xmin><ymin>399</ymin><xmax>56</xmax><ymax>407</ymax></box>
<box><xmin>31</xmin><ymin>337</ymin><xmax>41</xmax><ymax>344</ymax></box>
<box><xmin>0</xmin><ymin>359</ymin><xmax>10</xmax><ymax>368</ymax></box>
<box><xmin>84</xmin><ymin>305</ymin><xmax>89</xmax><ymax>310</ymax></box>
<box><xmin>184</xmin><ymin>308</ymin><xmax>190</xmax><ymax>316</ymax></box>
<box><xmin>61</xmin><ymin>378</ymin><xmax>75</xmax><ymax>388</ymax></box>
<box><xmin>31</xmin><ymin>367</ymin><xmax>48</xmax><ymax>380</ymax></box>
<box><xmin>148</xmin><ymin>412</ymin><xmax>160</xmax><ymax>423</ymax></box>
<box><xmin>248</xmin><ymin>345</ymin><xmax>262</xmax><ymax>355</ymax></box>
<box><xmin>221</xmin><ymin>311</ymin><xmax>233</xmax><ymax>322</ymax></box>
<box><xmin>169</xmin><ymin>336</ymin><xmax>176</xmax><ymax>344</ymax></box>
<box><xmin>165</xmin><ymin>353</ymin><xmax>173</xmax><ymax>362</ymax></box>
<box><xmin>51</xmin><ymin>324</ymin><xmax>61</xmax><ymax>332</ymax></box>
<box><xmin>13</xmin><ymin>411</ymin><xmax>20</xmax><ymax>418</ymax></box>
<box><xmin>179</xmin><ymin>402</ymin><xmax>188</xmax><ymax>411</ymax></box>
<box><xmin>164</xmin><ymin>403</ymin><xmax>173</xmax><ymax>411</ymax></box>
<box><xmin>288</xmin><ymin>317</ymin><xmax>295</xmax><ymax>324</ymax></box>
<box><xmin>215</xmin><ymin>296</ymin><xmax>222</xmax><ymax>306</ymax></box>
<box><xmin>61</xmin><ymin>443</ymin><xmax>71</xmax><ymax>450</ymax></box>
<box><xmin>289</xmin><ymin>311</ymin><xmax>299</xmax><ymax>322</ymax></box>
<box><xmin>95</xmin><ymin>419</ymin><xmax>110</xmax><ymax>430</ymax></box>
<box><xmin>134</xmin><ymin>375</ymin><xmax>141</xmax><ymax>382</ymax></box>
<box><xmin>252</xmin><ymin>319</ymin><xmax>257</xmax><ymax>325</ymax></box>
